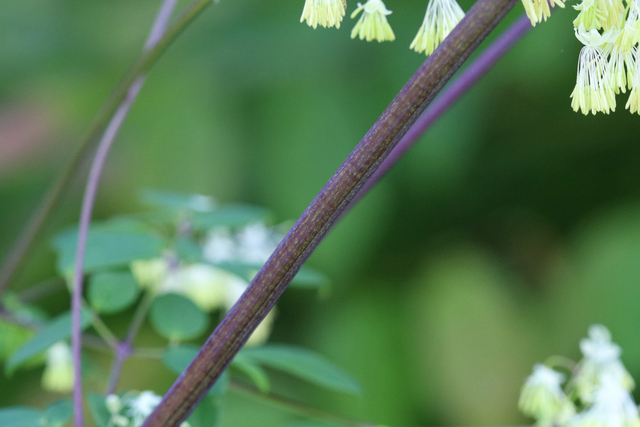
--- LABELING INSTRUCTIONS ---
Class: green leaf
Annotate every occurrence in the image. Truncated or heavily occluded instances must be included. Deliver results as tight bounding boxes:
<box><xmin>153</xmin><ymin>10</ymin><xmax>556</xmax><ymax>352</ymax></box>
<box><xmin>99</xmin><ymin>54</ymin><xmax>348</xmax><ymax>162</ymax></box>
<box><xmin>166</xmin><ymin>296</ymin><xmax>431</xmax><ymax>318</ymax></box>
<box><xmin>0</xmin><ymin>320</ymin><xmax>35</xmax><ymax>362</ymax></box>
<box><xmin>231</xmin><ymin>352</ymin><xmax>270</xmax><ymax>393</ymax></box>
<box><xmin>174</xmin><ymin>236</ymin><xmax>202</xmax><ymax>263</ymax></box>
<box><xmin>88</xmin><ymin>394</ymin><xmax>110</xmax><ymax>427</ymax></box>
<box><xmin>240</xmin><ymin>345</ymin><xmax>361</xmax><ymax>395</ymax></box>
<box><xmin>149</xmin><ymin>294</ymin><xmax>209</xmax><ymax>341</ymax></box>
<box><xmin>290</xmin><ymin>267</ymin><xmax>330</xmax><ymax>289</ymax></box>
<box><xmin>7</xmin><ymin>309</ymin><xmax>92</xmax><ymax>374</ymax></box>
<box><xmin>43</xmin><ymin>400</ymin><xmax>73</xmax><ymax>426</ymax></box>
<box><xmin>162</xmin><ymin>345</ymin><xmax>228</xmax><ymax>398</ymax></box>
<box><xmin>0</xmin><ymin>407</ymin><xmax>44</xmax><ymax>427</ymax></box>
<box><xmin>191</xmin><ymin>205</ymin><xmax>270</xmax><ymax>230</ymax></box>
<box><xmin>88</xmin><ymin>271</ymin><xmax>139</xmax><ymax>314</ymax></box>
<box><xmin>141</xmin><ymin>189</ymin><xmax>216</xmax><ymax>212</ymax></box>
<box><xmin>187</xmin><ymin>397</ymin><xmax>219</xmax><ymax>427</ymax></box>
<box><xmin>52</xmin><ymin>225</ymin><xmax>163</xmax><ymax>276</ymax></box>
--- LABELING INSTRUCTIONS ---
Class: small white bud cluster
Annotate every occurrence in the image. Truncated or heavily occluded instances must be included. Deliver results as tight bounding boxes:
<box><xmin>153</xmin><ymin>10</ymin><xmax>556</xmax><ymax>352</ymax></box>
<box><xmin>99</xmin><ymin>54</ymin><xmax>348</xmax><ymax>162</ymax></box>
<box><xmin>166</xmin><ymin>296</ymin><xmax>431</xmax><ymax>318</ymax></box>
<box><xmin>105</xmin><ymin>391</ymin><xmax>191</xmax><ymax>427</ymax></box>
<box><xmin>130</xmin><ymin>222</ymin><xmax>281</xmax><ymax>347</ymax></box>
<box><xmin>519</xmin><ymin>325</ymin><xmax>640</xmax><ymax>427</ymax></box>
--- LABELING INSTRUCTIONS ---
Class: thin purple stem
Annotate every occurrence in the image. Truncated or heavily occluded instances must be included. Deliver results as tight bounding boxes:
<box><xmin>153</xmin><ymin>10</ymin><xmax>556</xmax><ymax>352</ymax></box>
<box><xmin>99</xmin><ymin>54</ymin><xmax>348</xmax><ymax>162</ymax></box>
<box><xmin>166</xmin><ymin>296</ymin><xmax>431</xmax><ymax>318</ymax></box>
<box><xmin>353</xmin><ymin>14</ymin><xmax>532</xmax><ymax>204</ymax></box>
<box><xmin>71</xmin><ymin>0</ymin><xmax>179</xmax><ymax>425</ymax></box>
<box><xmin>106</xmin><ymin>290</ymin><xmax>155</xmax><ymax>394</ymax></box>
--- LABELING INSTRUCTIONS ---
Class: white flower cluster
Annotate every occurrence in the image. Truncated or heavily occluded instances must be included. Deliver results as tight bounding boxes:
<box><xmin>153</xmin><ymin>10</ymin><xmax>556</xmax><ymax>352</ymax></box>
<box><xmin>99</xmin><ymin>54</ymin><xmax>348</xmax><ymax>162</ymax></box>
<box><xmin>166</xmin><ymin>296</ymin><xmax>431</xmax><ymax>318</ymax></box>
<box><xmin>519</xmin><ymin>325</ymin><xmax>640</xmax><ymax>427</ymax></box>
<box><xmin>130</xmin><ymin>222</ymin><xmax>281</xmax><ymax>346</ymax></box>
<box><xmin>105</xmin><ymin>391</ymin><xmax>190</xmax><ymax>427</ymax></box>
<box><xmin>300</xmin><ymin>0</ymin><xmax>466</xmax><ymax>50</ymax></box>
<box><xmin>570</xmin><ymin>0</ymin><xmax>640</xmax><ymax>114</ymax></box>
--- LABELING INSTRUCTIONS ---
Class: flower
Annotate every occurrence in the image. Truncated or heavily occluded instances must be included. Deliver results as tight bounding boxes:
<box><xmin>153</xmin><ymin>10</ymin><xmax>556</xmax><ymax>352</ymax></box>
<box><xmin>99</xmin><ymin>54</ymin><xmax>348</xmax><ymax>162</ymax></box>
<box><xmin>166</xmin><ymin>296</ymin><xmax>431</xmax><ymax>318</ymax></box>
<box><xmin>521</xmin><ymin>0</ymin><xmax>566</xmax><ymax>26</ymax></box>
<box><xmin>575</xmin><ymin>325</ymin><xmax>634</xmax><ymax>403</ymax></box>
<box><xmin>104</xmin><ymin>392</ymin><xmax>191</xmax><ymax>427</ymax></box>
<box><xmin>410</xmin><ymin>0</ymin><xmax>465</xmax><ymax>56</ymax></box>
<box><xmin>570</xmin><ymin>26</ymin><xmax>617</xmax><ymax>115</ymax></box>
<box><xmin>42</xmin><ymin>341</ymin><xmax>74</xmax><ymax>393</ymax></box>
<box><xmin>606</xmin><ymin>25</ymin><xmax>637</xmax><ymax>93</ymax></box>
<box><xmin>203</xmin><ymin>223</ymin><xmax>282</xmax><ymax>265</ymax></box>
<box><xmin>519</xmin><ymin>364</ymin><xmax>574</xmax><ymax>425</ymax></box>
<box><xmin>572</xmin><ymin>373</ymin><xmax>640</xmax><ymax>427</ymax></box>
<box><xmin>179</xmin><ymin>264</ymin><xmax>248</xmax><ymax>312</ymax></box>
<box><xmin>350</xmin><ymin>0</ymin><xmax>395</xmax><ymax>42</ymax></box>
<box><xmin>130</xmin><ymin>258</ymin><xmax>168</xmax><ymax>290</ymax></box>
<box><xmin>301</xmin><ymin>0</ymin><xmax>347</xmax><ymax>29</ymax></box>
<box><xmin>573</xmin><ymin>0</ymin><xmax>625</xmax><ymax>30</ymax></box>
<box><xmin>626</xmin><ymin>47</ymin><xmax>640</xmax><ymax>113</ymax></box>
<box><xmin>202</xmin><ymin>228</ymin><xmax>236</xmax><ymax>264</ymax></box>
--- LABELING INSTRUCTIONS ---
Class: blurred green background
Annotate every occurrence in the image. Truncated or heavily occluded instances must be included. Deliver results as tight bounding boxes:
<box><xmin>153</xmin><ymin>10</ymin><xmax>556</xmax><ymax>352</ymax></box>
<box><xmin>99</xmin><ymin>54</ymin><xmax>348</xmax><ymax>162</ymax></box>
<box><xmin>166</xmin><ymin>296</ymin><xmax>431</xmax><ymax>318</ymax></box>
<box><xmin>2</xmin><ymin>0</ymin><xmax>640</xmax><ymax>425</ymax></box>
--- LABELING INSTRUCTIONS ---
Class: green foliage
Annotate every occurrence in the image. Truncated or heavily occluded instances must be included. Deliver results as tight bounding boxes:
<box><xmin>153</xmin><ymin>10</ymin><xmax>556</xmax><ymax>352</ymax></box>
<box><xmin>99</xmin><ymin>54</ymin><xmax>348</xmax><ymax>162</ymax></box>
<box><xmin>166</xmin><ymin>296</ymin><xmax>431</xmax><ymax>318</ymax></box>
<box><xmin>0</xmin><ymin>320</ymin><xmax>34</xmax><ymax>362</ymax></box>
<box><xmin>88</xmin><ymin>270</ymin><xmax>140</xmax><ymax>314</ymax></box>
<box><xmin>141</xmin><ymin>189</ymin><xmax>215</xmax><ymax>213</ymax></box>
<box><xmin>6</xmin><ymin>309</ymin><xmax>92</xmax><ymax>374</ymax></box>
<box><xmin>52</xmin><ymin>224</ymin><xmax>163</xmax><ymax>276</ymax></box>
<box><xmin>88</xmin><ymin>394</ymin><xmax>110</xmax><ymax>427</ymax></box>
<box><xmin>231</xmin><ymin>352</ymin><xmax>271</xmax><ymax>393</ymax></box>
<box><xmin>149</xmin><ymin>293</ymin><xmax>209</xmax><ymax>341</ymax></box>
<box><xmin>239</xmin><ymin>345</ymin><xmax>361</xmax><ymax>395</ymax></box>
<box><xmin>191</xmin><ymin>205</ymin><xmax>271</xmax><ymax>231</ymax></box>
<box><xmin>187</xmin><ymin>397</ymin><xmax>220</xmax><ymax>427</ymax></box>
<box><xmin>0</xmin><ymin>407</ymin><xmax>44</xmax><ymax>427</ymax></box>
<box><xmin>43</xmin><ymin>400</ymin><xmax>73</xmax><ymax>427</ymax></box>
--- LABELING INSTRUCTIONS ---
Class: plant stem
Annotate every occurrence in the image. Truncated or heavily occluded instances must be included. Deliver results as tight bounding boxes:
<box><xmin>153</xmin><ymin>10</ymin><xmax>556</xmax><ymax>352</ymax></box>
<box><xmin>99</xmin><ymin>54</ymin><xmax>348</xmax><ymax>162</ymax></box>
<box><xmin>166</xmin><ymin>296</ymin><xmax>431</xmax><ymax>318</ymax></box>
<box><xmin>351</xmin><ymin>14</ymin><xmax>532</xmax><ymax>205</ymax></box>
<box><xmin>141</xmin><ymin>0</ymin><xmax>519</xmax><ymax>424</ymax></box>
<box><xmin>71</xmin><ymin>0</ymin><xmax>184</xmax><ymax>425</ymax></box>
<box><xmin>0</xmin><ymin>0</ymin><xmax>213</xmax><ymax>296</ymax></box>
<box><xmin>229</xmin><ymin>380</ymin><xmax>377</xmax><ymax>427</ymax></box>
<box><xmin>106</xmin><ymin>290</ymin><xmax>156</xmax><ymax>394</ymax></box>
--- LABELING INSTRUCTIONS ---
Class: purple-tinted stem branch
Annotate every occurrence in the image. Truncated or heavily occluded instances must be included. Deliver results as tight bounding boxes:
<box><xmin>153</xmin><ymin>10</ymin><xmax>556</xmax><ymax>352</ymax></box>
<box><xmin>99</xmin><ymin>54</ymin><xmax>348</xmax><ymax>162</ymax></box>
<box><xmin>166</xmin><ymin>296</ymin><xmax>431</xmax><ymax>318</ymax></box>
<box><xmin>71</xmin><ymin>1</ymin><xmax>179</xmax><ymax>425</ymax></box>
<box><xmin>352</xmin><ymin>14</ymin><xmax>532</xmax><ymax>204</ymax></box>
<box><xmin>0</xmin><ymin>0</ymin><xmax>211</xmax><ymax>296</ymax></box>
<box><xmin>141</xmin><ymin>0</ymin><xmax>519</xmax><ymax>424</ymax></box>
<box><xmin>106</xmin><ymin>290</ymin><xmax>156</xmax><ymax>394</ymax></box>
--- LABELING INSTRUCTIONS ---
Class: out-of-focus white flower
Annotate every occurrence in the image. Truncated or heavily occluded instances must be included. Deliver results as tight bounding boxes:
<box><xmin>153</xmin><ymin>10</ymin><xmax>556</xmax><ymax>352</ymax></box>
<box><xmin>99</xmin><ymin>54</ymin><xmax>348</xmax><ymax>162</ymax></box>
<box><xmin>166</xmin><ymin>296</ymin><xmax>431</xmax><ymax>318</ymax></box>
<box><xmin>127</xmin><ymin>391</ymin><xmax>162</xmax><ymax>427</ymax></box>
<box><xmin>42</xmin><ymin>341</ymin><xmax>74</xmax><ymax>393</ymax></box>
<box><xmin>572</xmin><ymin>373</ymin><xmax>640</xmax><ymax>427</ymax></box>
<box><xmin>180</xmin><ymin>264</ymin><xmax>248</xmax><ymax>312</ymax></box>
<box><xmin>203</xmin><ymin>223</ymin><xmax>282</xmax><ymax>266</ymax></box>
<box><xmin>105</xmin><ymin>391</ymin><xmax>191</xmax><ymax>427</ymax></box>
<box><xmin>519</xmin><ymin>364</ymin><xmax>574</xmax><ymax>425</ymax></box>
<box><xmin>576</xmin><ymin>325</ymin><xmax>634</xmax><ymax>403</ymax></box>
<box><xmin>131</xmin><ymin>258</ymin><xmax>168</xmax><ymax>290</ymax></box>
<box><xmin>236</xmin><ymin>223</ymin><xmax>280</xmax><ymax>264</ymax></box>
<box><xmin>203</xmin><ymin>228</ymin><xmax>237</xmax><ymax>264</ymax></box>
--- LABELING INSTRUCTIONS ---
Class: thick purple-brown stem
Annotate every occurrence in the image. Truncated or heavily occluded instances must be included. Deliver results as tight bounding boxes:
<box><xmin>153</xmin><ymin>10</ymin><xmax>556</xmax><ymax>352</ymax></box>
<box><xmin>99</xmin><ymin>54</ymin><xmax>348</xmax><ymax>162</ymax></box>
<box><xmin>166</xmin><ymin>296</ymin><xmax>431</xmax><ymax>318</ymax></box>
<box><xmin>141</xmin><ymin>0</ymin><xmax>520</xmax><ymax>425</ymax></box>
